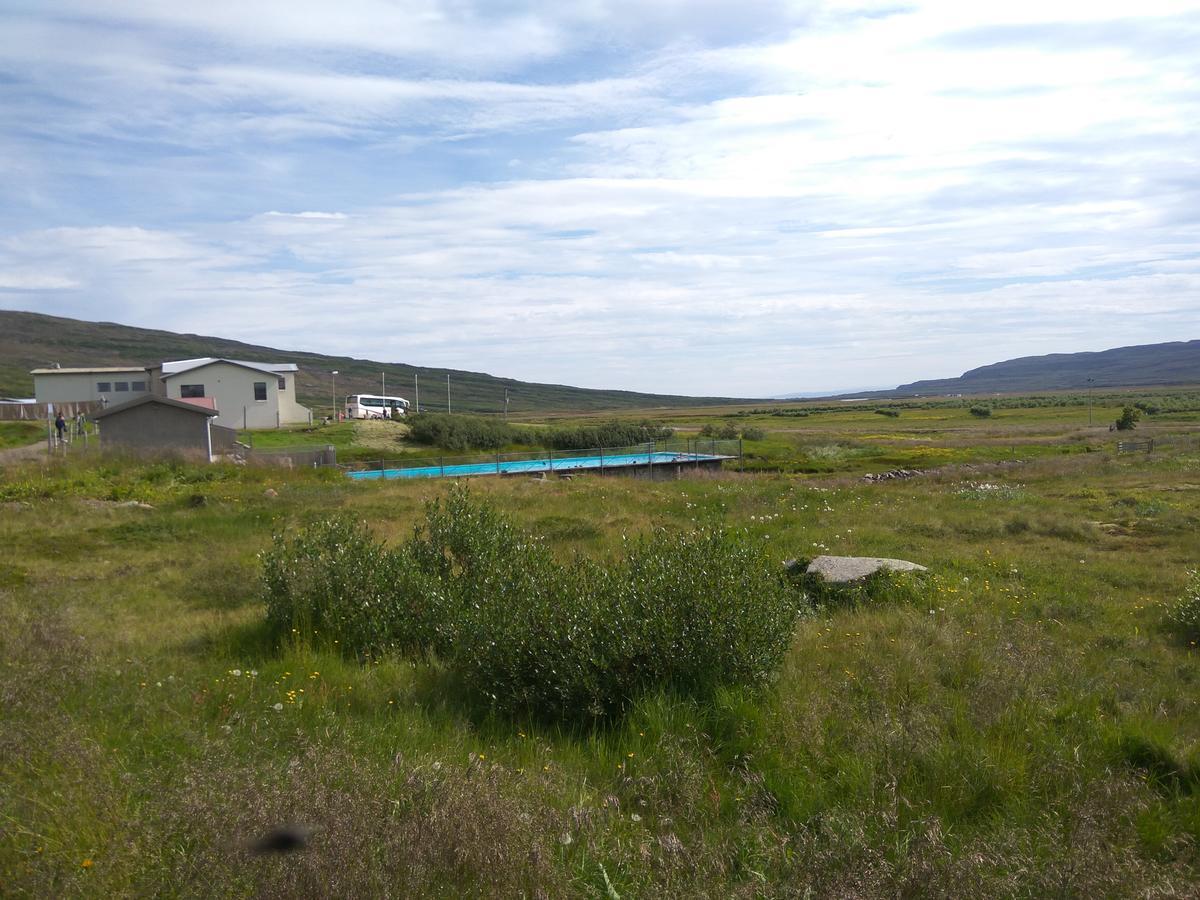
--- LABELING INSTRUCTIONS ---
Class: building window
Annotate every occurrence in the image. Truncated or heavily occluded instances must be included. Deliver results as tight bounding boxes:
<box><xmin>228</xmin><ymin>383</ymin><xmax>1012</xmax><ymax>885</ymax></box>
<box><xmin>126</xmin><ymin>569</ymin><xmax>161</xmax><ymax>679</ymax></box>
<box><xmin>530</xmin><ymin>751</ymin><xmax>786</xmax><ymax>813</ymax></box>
<box><xmin>115</xmin><ymin>382</ymin><xmax>129</xmax><ymax>392</ymax></box>
<box><xmin>96</xmin><ymin>382</ymin><xmax>111</xmax><ymax>392</ymax></box>
<box><xmin>254</xmin><ymin>382</ymin><xmax>267</xmax><ymax>401</ymax></box>
<box><xmin>181</xmin><ymin>384</ymin><xmax>205</xmax><ymax>398</ymax></box>
<box><xmin>131</xmin><ymin>381</ymin><xmax>146</xmax><ymax>392</ymax></box>
<box><xmin>277</xmin><ymin>377</ymin><xmax>286</xmax><ymax>391</ymax></box>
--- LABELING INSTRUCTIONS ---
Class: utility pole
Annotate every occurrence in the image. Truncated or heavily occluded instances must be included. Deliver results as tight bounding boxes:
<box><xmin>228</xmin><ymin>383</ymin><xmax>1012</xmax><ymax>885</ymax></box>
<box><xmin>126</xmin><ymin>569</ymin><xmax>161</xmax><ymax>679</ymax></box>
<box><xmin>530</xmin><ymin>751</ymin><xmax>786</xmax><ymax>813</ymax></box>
<box><xmin>447</xmin><ymin>374</ymin><xmax>451</xmax><ymax>414</ymax></box>
<box><xmin>414</xmin><ymin>373</ymin><xmax>419</xmax><ymax>413</ymax></box>
<box><xmin>504</xmin><ymin>387</ymin><xmax>510</xmax><ymax>420</ymax></box>
<box><xmin>1087</xmin><ymin>377</ymin><xmax>1094</xmax><ymax>426</ymax></box>
<box><xmin>331</xmin><ymin>370</ymin><xmax>338</xmax><ymax>422</ymax></box>
<box><xmin>381</xmin><ymin>370</ymin><xmax>385</xmax><ymax>398</ymax></box>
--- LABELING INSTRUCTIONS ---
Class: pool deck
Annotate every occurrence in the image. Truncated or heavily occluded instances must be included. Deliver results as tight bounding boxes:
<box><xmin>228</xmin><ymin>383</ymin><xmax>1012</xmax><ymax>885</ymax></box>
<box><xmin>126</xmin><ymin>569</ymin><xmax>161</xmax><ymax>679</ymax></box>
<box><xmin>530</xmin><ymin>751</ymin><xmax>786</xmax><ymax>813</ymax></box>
<box><xmin>348</xmin><ymin>450</ymin><xmax>734</xmax><ymax>481</ymax></box>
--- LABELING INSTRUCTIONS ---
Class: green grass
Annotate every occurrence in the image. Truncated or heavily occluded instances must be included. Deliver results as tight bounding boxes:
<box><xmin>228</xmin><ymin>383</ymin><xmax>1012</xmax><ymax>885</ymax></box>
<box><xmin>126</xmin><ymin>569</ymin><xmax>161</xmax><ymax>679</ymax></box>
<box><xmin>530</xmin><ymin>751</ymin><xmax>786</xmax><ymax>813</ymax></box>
<box><xmin>3</xmin><ymin>404</ymin><xmax>1200</xmax><ymax>896</ymax></box>
<box><xmin>0</xmin><ymin>421</ymin><xmax>43</xmax><ymax>450</ymax></box>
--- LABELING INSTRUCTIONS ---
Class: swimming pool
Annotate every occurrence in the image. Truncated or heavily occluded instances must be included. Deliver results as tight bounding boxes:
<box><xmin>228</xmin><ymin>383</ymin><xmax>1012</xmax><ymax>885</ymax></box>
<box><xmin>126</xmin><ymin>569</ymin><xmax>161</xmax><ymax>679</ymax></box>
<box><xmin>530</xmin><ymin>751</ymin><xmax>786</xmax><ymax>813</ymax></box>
<box><xmin>347</xmin><ymin>450</ymin><xmax>732</xmax><ymax>481</ymax></box>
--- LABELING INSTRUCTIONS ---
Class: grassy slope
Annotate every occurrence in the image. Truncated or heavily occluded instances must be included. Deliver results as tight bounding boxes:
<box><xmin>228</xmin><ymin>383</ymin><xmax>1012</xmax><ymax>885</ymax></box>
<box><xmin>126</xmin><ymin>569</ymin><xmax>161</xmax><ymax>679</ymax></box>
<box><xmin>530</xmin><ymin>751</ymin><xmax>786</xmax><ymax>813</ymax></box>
<box><xmin>0</xmin><ymin>422</ymin><xmax>42</xmax><ymax>450</ymax></box>
<box><xmin>0</xmin><ymin>310</ymin><xmax>750</xmax><ymax>414</ymax></box>
<box><xmin>2</xmin><ymin>411</ymin><xmax>1200</xmax><ymax>896</ymax></box>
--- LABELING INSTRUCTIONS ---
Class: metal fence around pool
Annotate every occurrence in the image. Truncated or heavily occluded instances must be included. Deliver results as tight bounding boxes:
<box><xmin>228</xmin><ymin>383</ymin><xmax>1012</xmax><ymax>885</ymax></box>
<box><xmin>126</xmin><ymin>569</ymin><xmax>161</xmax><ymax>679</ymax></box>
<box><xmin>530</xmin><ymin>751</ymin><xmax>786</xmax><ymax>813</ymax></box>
<box><xmin>345</xmin><ymin>438</ymin><xmax>742</xmax><ymax>481</ymax></box>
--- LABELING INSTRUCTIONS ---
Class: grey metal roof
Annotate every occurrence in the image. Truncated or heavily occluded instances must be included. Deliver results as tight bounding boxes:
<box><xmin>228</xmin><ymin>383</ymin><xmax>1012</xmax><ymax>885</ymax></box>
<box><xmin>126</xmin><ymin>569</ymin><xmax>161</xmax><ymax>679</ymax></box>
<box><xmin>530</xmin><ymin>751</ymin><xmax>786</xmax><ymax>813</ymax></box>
<box><xmin>160</xmin><ymin>357</ymin><xmax>298</xmax><ymax>378</ymax></box>
<box><xmin>30</xmin><ymin>366</ymin><xmax>149</xmax><ymax>375</ymax></box>
<box><xmin>92</xmin><ymin>394</ymin><xmax>220</xmax><ymax>419</ymax></box>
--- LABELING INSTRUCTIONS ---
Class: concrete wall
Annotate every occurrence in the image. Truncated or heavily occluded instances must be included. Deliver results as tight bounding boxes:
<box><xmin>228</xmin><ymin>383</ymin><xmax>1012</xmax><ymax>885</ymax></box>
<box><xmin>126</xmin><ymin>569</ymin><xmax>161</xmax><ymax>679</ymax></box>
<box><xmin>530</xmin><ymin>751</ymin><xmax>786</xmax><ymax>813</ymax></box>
<box><xmin>163</xmin><ymin>362</ymin><xmax>309</xmax><ymax>430</ymax></box>
<box><xmin>33</xmin><ymin>371</ymin><xmax>151</xmax><ymax>406</ymax></box>
<box><xmin>99</xmin><ymin>403</ymin><xmax>214</xmax><ymax>460</ymax></box>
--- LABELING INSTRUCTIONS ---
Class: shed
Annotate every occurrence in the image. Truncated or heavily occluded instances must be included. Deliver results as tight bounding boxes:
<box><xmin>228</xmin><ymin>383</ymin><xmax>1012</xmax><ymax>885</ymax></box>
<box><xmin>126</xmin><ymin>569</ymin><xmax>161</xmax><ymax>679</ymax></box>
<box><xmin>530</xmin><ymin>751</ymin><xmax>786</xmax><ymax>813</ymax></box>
<box><xmin>93</xmin><ymin>395</ymin><xmax>220</xmax><ymax>461</ymax></box>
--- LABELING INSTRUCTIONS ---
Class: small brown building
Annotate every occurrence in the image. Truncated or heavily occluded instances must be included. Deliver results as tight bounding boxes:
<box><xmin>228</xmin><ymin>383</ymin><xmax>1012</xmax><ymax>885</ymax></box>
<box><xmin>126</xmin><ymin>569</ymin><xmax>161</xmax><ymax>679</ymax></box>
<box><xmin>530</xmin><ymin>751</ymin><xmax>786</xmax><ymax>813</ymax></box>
<box><xmin>93</xmin><ymin>395</ymin><xmax>221</xmax><ymax>460</ymax></box>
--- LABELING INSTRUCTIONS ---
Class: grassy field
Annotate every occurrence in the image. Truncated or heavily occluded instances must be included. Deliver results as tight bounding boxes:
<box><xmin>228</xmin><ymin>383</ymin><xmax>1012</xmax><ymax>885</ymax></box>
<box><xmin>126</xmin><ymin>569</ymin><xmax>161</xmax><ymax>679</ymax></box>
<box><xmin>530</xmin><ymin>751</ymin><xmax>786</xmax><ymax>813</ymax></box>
<box><xmin>3</xmin><ymin>402</ymin><xmax>1200</xmax><ymax>897</ymax></box>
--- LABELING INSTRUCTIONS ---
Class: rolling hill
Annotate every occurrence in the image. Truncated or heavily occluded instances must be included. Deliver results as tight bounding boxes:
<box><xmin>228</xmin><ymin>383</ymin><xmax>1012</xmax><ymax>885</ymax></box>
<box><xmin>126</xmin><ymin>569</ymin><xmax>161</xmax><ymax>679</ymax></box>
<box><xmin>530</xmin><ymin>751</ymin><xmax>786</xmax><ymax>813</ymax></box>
<box><xmin>0</xmin><ymin>310</ymin><xmax>751</xmax><ymax>414</ymax></box>
<box><xmin>891</xmin><ymin>340</ymin><xmax>1200</xmax><ymax>396</ymax></box>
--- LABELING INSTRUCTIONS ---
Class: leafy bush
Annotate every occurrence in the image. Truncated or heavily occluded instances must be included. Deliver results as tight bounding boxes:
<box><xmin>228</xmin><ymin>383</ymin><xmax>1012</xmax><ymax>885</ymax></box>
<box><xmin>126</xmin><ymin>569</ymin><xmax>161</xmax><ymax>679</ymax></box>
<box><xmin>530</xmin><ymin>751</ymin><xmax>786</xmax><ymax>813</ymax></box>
<box><xmin>538</xmin><ymin>420</ymin><xmax>674</xmax><ymax>450</ymax></box>
<box><xmin>262</xmin><ymin>486</ymin><xmax>806</xmax><ymax>719</ymax></box>
<box><xmin>1115</xmin><ymin>406</ymin><xmax>1141</xmax><ymax>431</ymax></box>
<box><xmin>969</xmin><ymin>406</ymin><xmax>992</xmax><ymax>418</ymax></box>
<box><xmin>874</xmin><ymin>408</ymin><xmax>900</xmax><ymax>418</ymax></box>
<box><xmin>405</xmin><ymin>413</ymin><xmax>520</xmax><ymax>451</ymax></box>
<box><xmin>1165</xmin><ymin>570</ymin><xmax>1200</xmax><ymax>643</ymax></box>
<box><xmin>698</xmin><ymin>421</ymin><xmax>741</xmax><ymax>440</ymax></box>
<box><xmin>700</xmin><ymin>422</ymin><xmax>765</xmax><ymax>441</ymax></box>
<box><xmin>261</xmin><ymin>518</ymin><xmax>440</xmax><ymax>655</ymax></box>
<box><xmin>405</xmin><ymin>413</ymin><xmax>673</xmax><ymax>453</ymax></box>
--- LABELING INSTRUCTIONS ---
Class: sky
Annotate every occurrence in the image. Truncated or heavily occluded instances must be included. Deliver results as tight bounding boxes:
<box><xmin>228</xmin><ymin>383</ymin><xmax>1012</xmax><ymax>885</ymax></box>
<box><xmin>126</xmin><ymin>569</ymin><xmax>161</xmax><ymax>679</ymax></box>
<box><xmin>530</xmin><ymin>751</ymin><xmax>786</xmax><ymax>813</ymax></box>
<box><xmin>1</xmin><ymin>1</ymin><xmax>1198</xmax><ymax>397</ymax></box>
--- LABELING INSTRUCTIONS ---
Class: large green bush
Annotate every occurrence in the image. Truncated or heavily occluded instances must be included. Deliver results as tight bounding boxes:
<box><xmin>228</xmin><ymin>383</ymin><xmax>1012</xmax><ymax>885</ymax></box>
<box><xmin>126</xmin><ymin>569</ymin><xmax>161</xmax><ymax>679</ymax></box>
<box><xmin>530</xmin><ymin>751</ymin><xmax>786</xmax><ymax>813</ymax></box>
<box><xmin>262</xmin><ymin>486</ymin><xmax>806</xmax><ymax>718</ymax></box>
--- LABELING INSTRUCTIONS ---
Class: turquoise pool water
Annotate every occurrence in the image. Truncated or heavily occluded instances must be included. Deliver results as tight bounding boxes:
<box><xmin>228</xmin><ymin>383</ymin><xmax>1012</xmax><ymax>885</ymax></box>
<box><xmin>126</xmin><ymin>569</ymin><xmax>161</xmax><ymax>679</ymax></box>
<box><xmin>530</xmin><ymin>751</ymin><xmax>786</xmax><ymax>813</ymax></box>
<box><xmin>347</xmin><ymin>450</ymin><xmax>728</xmax><ymax>481</ymax></box>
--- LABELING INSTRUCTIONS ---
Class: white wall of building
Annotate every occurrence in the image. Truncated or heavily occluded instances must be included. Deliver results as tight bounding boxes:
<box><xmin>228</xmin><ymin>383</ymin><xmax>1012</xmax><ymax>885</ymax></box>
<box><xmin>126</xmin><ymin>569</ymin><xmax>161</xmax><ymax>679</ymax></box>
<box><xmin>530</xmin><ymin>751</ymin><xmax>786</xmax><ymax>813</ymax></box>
<box><xmin>163</xmin><ymin>362</ymin><xmax>309</xmax><ymax>429</ymax></box>
<box><xmin>33</xmin><ymin>369</ymin><xmax>151</xmax><ymax>406</ymax></box>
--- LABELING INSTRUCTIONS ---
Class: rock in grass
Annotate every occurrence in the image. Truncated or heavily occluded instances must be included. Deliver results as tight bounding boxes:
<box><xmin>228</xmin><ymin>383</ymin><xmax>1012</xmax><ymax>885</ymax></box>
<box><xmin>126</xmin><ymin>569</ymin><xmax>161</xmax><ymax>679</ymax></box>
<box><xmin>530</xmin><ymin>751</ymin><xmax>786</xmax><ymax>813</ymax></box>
<box><xmin>800</xmin><ymin>555</ymin><xmax>927</xmax><ymax>584</ymax></box>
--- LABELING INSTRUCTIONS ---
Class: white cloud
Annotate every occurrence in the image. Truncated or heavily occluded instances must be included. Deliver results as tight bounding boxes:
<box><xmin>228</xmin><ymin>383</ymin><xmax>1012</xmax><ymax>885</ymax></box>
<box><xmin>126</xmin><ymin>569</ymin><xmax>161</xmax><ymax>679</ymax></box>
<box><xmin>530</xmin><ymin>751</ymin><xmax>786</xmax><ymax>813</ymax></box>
<box><xmin>1</xmin><ymin>1</ymin><xmax>1197</xmax><ymax>394</ymax></box>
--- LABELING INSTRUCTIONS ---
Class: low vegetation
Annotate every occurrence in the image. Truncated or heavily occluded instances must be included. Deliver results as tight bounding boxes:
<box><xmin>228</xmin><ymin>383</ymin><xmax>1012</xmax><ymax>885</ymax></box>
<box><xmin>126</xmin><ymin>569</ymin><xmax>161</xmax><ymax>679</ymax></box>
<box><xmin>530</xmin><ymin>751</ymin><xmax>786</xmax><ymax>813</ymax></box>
<box><xmin>3</xmin><ymin>397</ymin><xmax>1200</xmax><ymax>896</ymax></box>
<box><xmin>405</xmin><ymin>412</ymin><xmax>674</xmax><ymax>453</ymax></box>
<box><xmin>264</xmin><ymin>486</ymin><xmax>805</xmax><ymax>718</ymax></box>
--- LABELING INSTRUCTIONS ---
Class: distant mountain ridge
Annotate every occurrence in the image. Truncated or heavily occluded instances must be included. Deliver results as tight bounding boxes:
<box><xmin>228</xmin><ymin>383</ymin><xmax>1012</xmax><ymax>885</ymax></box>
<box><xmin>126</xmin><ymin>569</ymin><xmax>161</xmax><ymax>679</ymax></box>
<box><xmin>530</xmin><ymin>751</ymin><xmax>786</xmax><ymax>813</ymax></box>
<box><xmin>0</xmin><ymin>310</ymin><xmax>752</xmax><ymax>414</ymax></box>
<box><xmin>892</xmin><ymin>340</ymin><xmax>1200</xmax><ymax>395</ymax></box>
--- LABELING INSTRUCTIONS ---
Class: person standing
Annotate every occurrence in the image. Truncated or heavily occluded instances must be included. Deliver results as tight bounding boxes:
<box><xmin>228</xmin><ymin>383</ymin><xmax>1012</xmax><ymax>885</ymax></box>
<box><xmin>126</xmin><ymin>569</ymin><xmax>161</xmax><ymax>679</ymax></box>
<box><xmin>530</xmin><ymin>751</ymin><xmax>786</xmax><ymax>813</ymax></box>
<box><xmin>54</xmin><ymin>411</ymin><xmax>67</xmax><ymax>445</ymax></box>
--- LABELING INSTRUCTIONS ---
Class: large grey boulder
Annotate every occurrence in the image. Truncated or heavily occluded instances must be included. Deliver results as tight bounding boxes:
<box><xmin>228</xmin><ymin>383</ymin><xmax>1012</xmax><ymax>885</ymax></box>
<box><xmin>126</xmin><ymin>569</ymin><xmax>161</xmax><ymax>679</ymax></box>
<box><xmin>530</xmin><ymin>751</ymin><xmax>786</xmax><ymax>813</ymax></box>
<box><xmin>801</xmin><ymin>555</ymin><xmax>927</xmax><ymax>584</ymax></box>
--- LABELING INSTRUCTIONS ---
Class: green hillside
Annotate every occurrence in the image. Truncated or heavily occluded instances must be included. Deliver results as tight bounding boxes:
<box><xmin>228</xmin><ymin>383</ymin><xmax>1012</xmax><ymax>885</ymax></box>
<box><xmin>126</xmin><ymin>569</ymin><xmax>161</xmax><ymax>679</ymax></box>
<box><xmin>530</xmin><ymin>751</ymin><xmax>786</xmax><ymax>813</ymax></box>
<box><xmin>894</xmin><ymin>340</ymin><xmax>1200</xmax><ymax>395</ymax></box>
<box><xmin>0</xmin><ymin>310</ymin><xmax>751</xmax><ymax>414</ymax></box>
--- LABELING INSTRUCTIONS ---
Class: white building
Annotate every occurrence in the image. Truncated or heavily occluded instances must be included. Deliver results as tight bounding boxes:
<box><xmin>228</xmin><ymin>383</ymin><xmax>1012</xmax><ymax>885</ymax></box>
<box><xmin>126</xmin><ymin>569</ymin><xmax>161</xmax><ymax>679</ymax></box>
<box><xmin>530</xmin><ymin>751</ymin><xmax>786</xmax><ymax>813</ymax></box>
<box><xmin>31</xmin><ymin>357</ymin><xmax>311</xmax><ymax>430</ymax></box>
<box><xmin>31</xmin><ymin>366</ymin><xmax>153</xmax><ymax>406</ymax></box>
<box><xmin>157</xmin><ymin>358</ymin><xmax>310</xmax><ymax>429</ymax></box>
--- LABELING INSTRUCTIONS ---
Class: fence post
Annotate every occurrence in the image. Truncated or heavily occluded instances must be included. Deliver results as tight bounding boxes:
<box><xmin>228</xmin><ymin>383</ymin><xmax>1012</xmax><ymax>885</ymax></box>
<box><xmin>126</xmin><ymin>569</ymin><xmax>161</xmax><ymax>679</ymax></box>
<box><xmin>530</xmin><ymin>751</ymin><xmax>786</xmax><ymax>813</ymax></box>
<box><xmin>496</xmin><ymin>452</ymin><xmax>501</xmax><ymax>475</ymax></box>
<box><xmin>599</xmin><ymin>445</ymin><xmax>604</xmax><ymax>471</ymax></box>
<box><xmin>439</xmin><ymin>456</ymin><xmax>445</xmax><ymax>478</ymax></box>
<box><xmin>548</xmin><ymin>448</ymin><xmax>553</xmax><ymax>473</ymax></box>
<box><xmin>739</xmin><ymin>437</ymin><xmax>744</xmax><ymax>472</ymax></box>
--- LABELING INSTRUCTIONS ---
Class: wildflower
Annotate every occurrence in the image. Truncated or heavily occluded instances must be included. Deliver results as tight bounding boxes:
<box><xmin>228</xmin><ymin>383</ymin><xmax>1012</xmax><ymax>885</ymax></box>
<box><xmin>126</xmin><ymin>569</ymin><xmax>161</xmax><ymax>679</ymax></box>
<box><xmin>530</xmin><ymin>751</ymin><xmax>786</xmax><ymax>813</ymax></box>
<box><xmin>273</xmin><ymin>702</ymin><xmax>284</xmax><ymax>711</ymax></box>
<box><xmin>231</xmin><ymin>669</ymin><xmax>242</xmax><ymax>677</ymax></box>
<box><xmin>631</xmin><ymin>813</ymin><xmax>642</xmax><ymax>822</ymax></box>
<box><xmin>81</xmin><ymin>859</ymin><xmax>94</xmax><ymax>869</ymax></box>
<box><xmin>559</xmin><ymin>832</ymin><xmax>573</xmax><ymax>846</ymax></box>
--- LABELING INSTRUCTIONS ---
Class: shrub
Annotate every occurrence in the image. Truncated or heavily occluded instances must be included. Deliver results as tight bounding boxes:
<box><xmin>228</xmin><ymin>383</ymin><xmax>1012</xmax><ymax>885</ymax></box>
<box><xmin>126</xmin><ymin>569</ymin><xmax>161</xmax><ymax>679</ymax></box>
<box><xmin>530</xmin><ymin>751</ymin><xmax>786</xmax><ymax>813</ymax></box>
<box><xmin>262</xmin><ymin>486</ymin><xmax>806</xmax><ymax>719</ymax></box>
<box><xmin>1165</xmin><ymin>570</ymin><xmax>1200</xmax><ymax>643</ymax></box>
<box><xmin>261</xmin><ymin>518</ymin><xmax>434</xmax><ymax>655</ymax></box>
<box><xmin>1115</xmin><ymin>406</ymin><xmax>1141</xmax><ymax>431</ymax></box>
<box><xmin>740</xmin><ymin>426</ymin><xmax>767</xmax><ymax>441</ymax></box>
<box><xmin>969</xmin><ymin>406</ymin><xmax>992</xmax><ymax>418</ymax></box>
<box><xmin>699</xmin><ymin>421</ymin><xmax>740</xmax><ymax>440</ymax></box>
<box><xmin>405</xmin><ymin>413</ymin><xmax>674</xmax><ymax>452</ymax></box>
<box><xmin>874</xmin><ymin>408</ymin><xmax>900</xmax><ymax>418</ymax></box>
<box><xmin>405</xmin><ymin>413</ymin><xmax>520</xmax><ymax>451</ymax></box>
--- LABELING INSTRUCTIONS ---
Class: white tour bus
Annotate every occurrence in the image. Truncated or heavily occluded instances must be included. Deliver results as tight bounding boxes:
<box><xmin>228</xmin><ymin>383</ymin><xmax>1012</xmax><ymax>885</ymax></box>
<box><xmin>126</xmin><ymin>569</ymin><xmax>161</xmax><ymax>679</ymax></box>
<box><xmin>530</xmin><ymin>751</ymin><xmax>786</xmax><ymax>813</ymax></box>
<box><xmin>345</xmin><ymin>394</ymin><xmax>410</xmax><ymax>419</ymax></box>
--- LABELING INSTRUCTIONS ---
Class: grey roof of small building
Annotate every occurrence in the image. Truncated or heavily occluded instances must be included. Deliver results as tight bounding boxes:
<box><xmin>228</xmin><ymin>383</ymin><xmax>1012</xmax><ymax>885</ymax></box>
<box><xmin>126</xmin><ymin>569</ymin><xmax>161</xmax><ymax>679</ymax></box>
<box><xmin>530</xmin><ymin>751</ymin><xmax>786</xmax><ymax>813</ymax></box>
<box><xmin>92</xmin><ymin>394</ymin><xmax>220</xmax><ymax>420</ymax></box>
<box><xmin>160</xmin><ymin>357</ymin><xmax>298</xmax><ymax>378</ymax></box>
<box><xmin>30</xmin><ymin>366</ymin><xmax>149</xmax><ymax>375</ymax></box>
